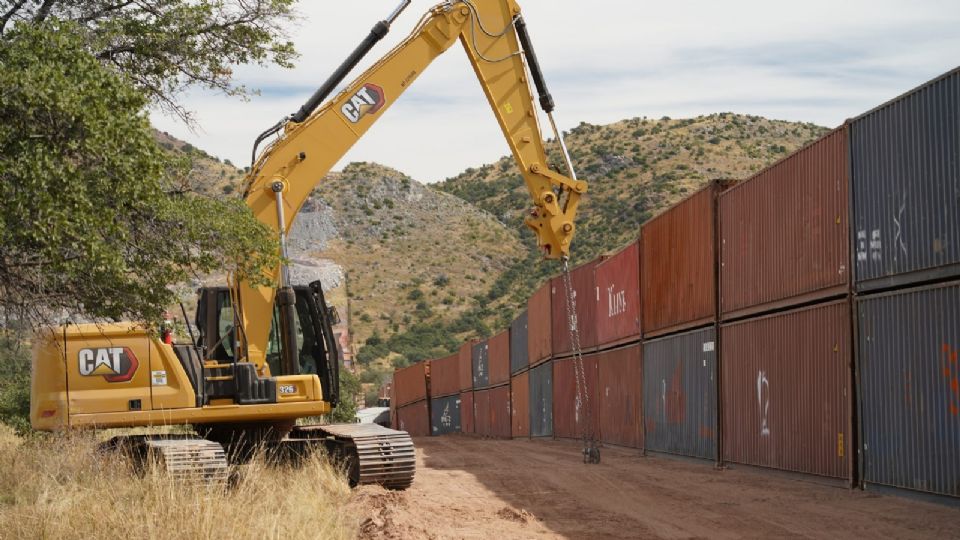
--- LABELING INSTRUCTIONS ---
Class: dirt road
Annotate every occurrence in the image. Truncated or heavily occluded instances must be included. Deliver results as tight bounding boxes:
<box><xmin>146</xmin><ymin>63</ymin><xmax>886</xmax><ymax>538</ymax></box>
<box><xmin>351</xmin><ymin>436</ymin><xmax>957</xmax><ymax>539</ymax></box>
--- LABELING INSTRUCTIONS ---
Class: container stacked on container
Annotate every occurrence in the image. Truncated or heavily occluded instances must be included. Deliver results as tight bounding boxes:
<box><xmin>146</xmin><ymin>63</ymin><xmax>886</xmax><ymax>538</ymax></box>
<box><xmin>527</xmin><ymin>281</ymin><xmax>553</xmax><ymax>437</ymax></box>
<box><xmin>718</xmin><ymin>127</ymin><xmax>854</xmax><ymax>480</ymax></box>
<box><xmin>510</xmin><ymin>311</ymin><xmax>530</xmax><ymax>438</ymax></box>
<box><xmin>459</xmin><ymin>342</ymin><xmax>475</xmax><ymax>434</ymax></box>
<box><xmin>427</xmin><ymin>353</ymin><xmax>461</xmax><ymax>436</ymax></box>
<box><xmin>851</xmin><ymin>68</ymin><xmax>960</xmax><ymax>498</ymax></box>
<box><xmin>473</xmin><ymin>330</ymin><xmax>512</xmax><ymax>438</ymax></box>
<box><xmin>394</xmin><ymin>362</ymin><xmax>430</xmax><ymax>437</ymax></box>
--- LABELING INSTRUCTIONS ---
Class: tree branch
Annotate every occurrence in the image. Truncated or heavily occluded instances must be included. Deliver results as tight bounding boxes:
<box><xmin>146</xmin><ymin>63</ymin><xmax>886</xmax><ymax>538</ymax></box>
<box><xmin>31</xmin><ymin>0</ymin><xmax>58</xmax><ymax>23</ymax></box>
<box><xmin>0</xmin><ymin>0</ymin><xmax>29</xmax><ymax>34</ymax></box>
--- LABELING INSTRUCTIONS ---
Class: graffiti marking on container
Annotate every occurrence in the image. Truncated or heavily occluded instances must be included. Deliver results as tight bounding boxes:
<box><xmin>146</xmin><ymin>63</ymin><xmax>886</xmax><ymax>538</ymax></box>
<box><xmin>757</xmin><ymin>370</ymin><xmax>771</xmax><ymax>436</ymax></box>
<box><xmin>893</xmin><ymin>193</ymin><xmax>908</xmax><ymax>260</ymax></box>
<box><xmin>441</xmin><ymin>402</ymin><xmax>452</xmax><ymax>428</ymax></box>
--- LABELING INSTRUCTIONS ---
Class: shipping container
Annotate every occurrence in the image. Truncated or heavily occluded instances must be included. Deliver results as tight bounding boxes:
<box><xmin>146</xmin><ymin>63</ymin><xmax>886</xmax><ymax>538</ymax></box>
<box><xmin>394</xmin><ymin>361</ymin><xmax>428</xmax><ymax>407</ymax></box>
<box><xmin>720</xmin><ymin>128</ymin><xmax>850</xmax><ymax>319</ymax></box>
<box><xmin>430</xmin><ymin>394</ymin><xmax>461</xmax><ymax>436</ymax></box>
<box><xmin>597</xmin><ymin>344</ymin><xmax>643</xmax><ymax>448</ymax></box>
<box><xmin>852</xmin><ymin>68</ymin><xmax>960</xmax><ymax>292</ymax></box>
<box><xmin>595</xmin><ymin>241</ymin><xmax>642</xmax><ymax>348</ymax></box>
<box><xmin>474</xmin><ymin>388</ymin><xmax>490</xmax><ymax>437</ymax></box>
<box><xmin>530</xmin><ymin>361</ymin><xmax>553</xmax><ymax>437</ymax></box>
<box><xmin>511</xmin><ymin>371</ymin><xmax>530</xmax><ymax>438</ymax></box>
<box><xmin>458</xmin><ymin>342</ymin><xmax>473</xmax><ymax>391</ymax></box>
<box><xmin>429</xmin><ymin>353</ymin><xmax>460</xmax><ymax>398</ymax></box>
<box><xmin>642</xmin><ymin>182</ymin><xmax>731</xmax><ymax>337</ymax></box>
<box><xmin>721</xmin><ymin>300</ymin><xmax>852</xmax><ymax>480</ymax></box>
<box><xmin>857</xmin><ymin>280</ymin><xmax>960</xmax><ymax>498</ymax></box>
<box><xmin>553</xmin><ymin>354</ymin><xmax>600</xmax><ymax>440</ymax></box>
<box><xmin>461</xmin><ymin>391</ymin><xmax>475</xmax><ymax>434</ymax></box>
<box><xmin>489</xmin><ymin>384</ymin><xmax>512</xmax><ymax>438</ymax></box>
<box><xmin>551</xmin><ymin>258</ymin><xmax>603</xmax><ymax>356</ymax></box>
<box><xmin>488</xmin><ymin>330</ymin><xmax>511</xmax><ymax>387</ymax></box>
<box><xmin>390</xmin><ymin>374</ymin><xmax>397</xmax><ymax>429</ymax></box>
<box><xmin>528</xmin><ymin>281</ymin><xmax>552</xmax><ymax>365</ymax></box>
<box><xmin>510</xmin><ymin>311</ymin><xmax>529</xmax><ymax>374</ymax></box>
<box><xmin>397</xmin><ymin>400</ymin><xmax>430</xmax><ymax>437</ymax></box>
<box><xmin>472</xmin><ymin>340</ymin><xmax>489</xmax><ymax>389</ymax></box>
<box><xmin>643</xmin><ymin>327</ymin><xmax>718</xmax><ymax>460</ymax></box>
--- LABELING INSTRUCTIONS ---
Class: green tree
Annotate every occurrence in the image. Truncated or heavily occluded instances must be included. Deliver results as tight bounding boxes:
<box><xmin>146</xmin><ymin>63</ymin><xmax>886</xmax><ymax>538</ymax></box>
<box><xmin>328</xmin><ymin>369</ymin><xmax>361</xmax><ymax>423</ymax></box>
<box><xmin>0</xmin><ymin>337</ymin><xmax>30</xmax><ymax>434</ymax></box>
<box><xmin>0</xmin><ymin>23</ymin><xmax>277</xmax><ymax>328</ymax></box>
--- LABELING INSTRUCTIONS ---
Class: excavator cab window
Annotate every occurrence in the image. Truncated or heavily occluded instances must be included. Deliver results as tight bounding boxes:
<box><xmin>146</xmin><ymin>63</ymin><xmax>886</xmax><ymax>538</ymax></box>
<box><xmin>265</xmin><ymin>292</ymin><xmax>320</xmax><ymax>376</ymax></box>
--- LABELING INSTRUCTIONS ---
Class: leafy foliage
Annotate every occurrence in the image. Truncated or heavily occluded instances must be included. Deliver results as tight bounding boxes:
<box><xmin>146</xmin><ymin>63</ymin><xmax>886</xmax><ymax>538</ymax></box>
<box><xmin>327</xmin><ymin>368</ymin><xmax>360</xmax><ymax>424</ymax></box>
<box><xmin>0</xmin><ymin>338</ymin><xmax>30</xmax><ymax>435</ymax></box>
<box><xmin>0</xmin><ymin>23</ymin><xmax>277</xmax><ymax>329</ymax></box>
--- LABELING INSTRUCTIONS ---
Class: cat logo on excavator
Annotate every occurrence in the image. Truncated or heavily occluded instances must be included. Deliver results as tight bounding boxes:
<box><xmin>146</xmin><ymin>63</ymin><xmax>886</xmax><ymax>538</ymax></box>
<box><xmin>78</xmin><ymin>347</ymin><xmax>139</xmax><ymax>383</ymax></box>
<box><xmin>341</xmin><ymin>83</ymin><xmax>385</xmax><ymax>123</ymax></box>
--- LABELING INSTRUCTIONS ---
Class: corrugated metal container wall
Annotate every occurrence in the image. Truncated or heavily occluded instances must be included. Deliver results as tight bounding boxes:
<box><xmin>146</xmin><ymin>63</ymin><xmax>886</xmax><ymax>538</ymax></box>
<box><xmin>642</xmin><ymin>183</ymin><xmax>726</xmax><ymax>337</ymax></box>
<box><xmin>721</xmin><ymin>300</ymin><xmax>852</xmax><ymax>479</ymax></box>
<box><xmin>510</xmin><ymin>311</ymin><xmax>529</xmax><ymax>374</ymax></box>
<box><xmin>489</xmin><ymin>384</ymin><xmax>512</xmax><ymax>438</ymax></box>
<box><xmin>390</xmin><ymin>374</ymin><xmax>397</xmax><ymax>429</ymax></box>
<box><xmin>474</xmin><ymin>389</ymin><xmax>490</xmax><ymax>437</ymax></box>
<box><xmin>553</xmin><ymin>354</ymin><xmax>600</xmax><ymax>440</ymax></box>
<box><xmin>458</xmin><ymin>342</ymin><xmax>473</xmax><ymax>391</ymax></box>
<box><xmin>430</xmin><ymin>394</ymin><xmax>461</xmax><ymax>436</ymax></box>
<box><xmin>397</xmin><ymin>400</ymin><xmax>430</xmax><ymax>437</ymax></box>
<box><xmin>643</xmin><ymin>327</ymin><xmax>718</xmax><ymax>459</ymax></box>
<box><xmin>720</xmin><ymin>128</ymin><xmax>850</xmax><ymax>319</ymax></box>
<box><xmin>488</xmin><ymin>330</ymin><xmax>511</xmax><ymax>387</ymax></box>
<box><xmin>551</xmin><ymin>258</ymin><xmax>602</xmax><ymax>356</ymax></box>
<box><xmin>852</xmin><ymin>69</ymin><xmax>960</xmax><ymax>292</ymax></box>
<box><xmin>595</xmin><ymin>241</ymin><xmax>642</xmax><ymax>348</ymax></box>
<box><xmin>857</xmin><ymin>281</ymin><xmax>960</xmax><ymax>498</ymax></box>
<box><xmin>394</xmin><ymin>362</ymin><xmax>428</xmax><ymax>407</ymax></box>
<box><xmin>597</xmin><ymin>345</ymin><xmax>643</xmax><ymax>448</ymax></box>
<box><xmin>461</xmin><ymin>391</ymin><xmax>475</xmax><ymax>434</ymax></box>
<box><xmin>511</xmin><ymin>371</ymin><xmax>530</xmax><ymax>438</ymax></box>
<box><xmin>472</xmin><ymin>340</ymin><xmax>489</xmax><ymax>389</ymax></box>
<box><xmin>429</xmin><ymin>353</ymin><xmax>460</xmax><ymax>398</ymax></box>
<box><xmin>527</xmin><ymin>281</ymin><xmax>552</xmax><ymax>365</ymax></box>
<box><xmin>530</xmin><ymin>361</ymin><xmax>553</xmax><ymax>437</ymax></box>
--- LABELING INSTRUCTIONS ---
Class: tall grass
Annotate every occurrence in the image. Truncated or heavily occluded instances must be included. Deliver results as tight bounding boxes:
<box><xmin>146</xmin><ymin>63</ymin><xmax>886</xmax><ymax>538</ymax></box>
<box><xmin>0</xmin><ymin>426</ymin><xmax>359</xmax><ymax>539</ymax></box>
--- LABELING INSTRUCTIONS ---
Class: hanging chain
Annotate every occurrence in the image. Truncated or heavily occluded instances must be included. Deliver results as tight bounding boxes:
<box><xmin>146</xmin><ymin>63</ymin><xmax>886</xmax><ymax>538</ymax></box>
<box><xmin>561</xmin><ymin>257</ymin><xmax>600</xmax><ymax>464</ymax></box>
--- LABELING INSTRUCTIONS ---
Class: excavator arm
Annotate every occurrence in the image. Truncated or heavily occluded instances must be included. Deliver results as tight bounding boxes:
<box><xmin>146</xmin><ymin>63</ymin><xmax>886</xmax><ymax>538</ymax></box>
<box><xmin>236</xmin><ymin>0</ymin><xmax>586</xmax><ymax>370</ymax></box>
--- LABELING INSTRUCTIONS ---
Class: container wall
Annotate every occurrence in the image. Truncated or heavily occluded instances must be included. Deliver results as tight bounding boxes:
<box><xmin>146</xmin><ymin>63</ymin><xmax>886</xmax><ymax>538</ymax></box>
<box><xmin>397</xmin><ymin>400</ymin><xmax>430</xmax><ymax>437</ymax></box>
<box><xmin>721</xmin><ymin>300</ymin><xmax>852</xmax><ymax>479</ymax></box>
<box><xmin>527</xmin><ymin>281</ymin><xmax>553</xmax><ymax>365</ymax></box>
<box><xmin>430</xmin><ymin>394</ymin><xmax>461</xmax><ymax>436</ymax></box>
<box><xmin>720</xmin><ymin>128</ymin><xmax>850</xmax><ymax>318</ymax></box>
<box><xmin>595</xmin><ymin>241</ymin><xmax>642</xmax><ymax>348</ymax></box>
<box><xmin>429</xmin><ymin>353</ymin><xmax>460</xmax><ymax>398</ymax></box>
<box><xmin>510</xmin><ymin>311</ymin><xmax>529</xmax><ymax>374</ymax></box>
<box><xmin>857</xmin><ymin>281</ymin><xmax>960</xmax><ymax>498</ymax></box>
<box><xmin>530</xmin><ymin>361</ymin><xmax>553</xmax><ymax>437</ymax></box>
<box><xmin>551</xmin><ymin>258</ymin><xmax>602</xmax><ymax>356</ymax></box>
<box><xmin>511</xmin><ymin>371</ymin><xmax>530</xmax><ymax>438</ymax></box>
<box><xmin>642</xmin><ymin>183</ymin><xmax>724</xmax><ymax>337</ymax></box>
<box><xmin>472</xmin><ymin>340</ymin><xmax>489</xmax><ymax>389</ymax></box>
<box><xmin>488</xmin><ymin>330</ymin><xmax>511</xmax><ymax>387</ymax></box>
<box><xmin>394</xmin><ymin>361</ymin><xmax>428</xmax><ymax>407</ymax></box>
<box><xmin>458</xmin><ymin>342</ymin><xmax>473</xmax><ymax>391</ymax></box>
<box><xmin>474</xmin><ymin>389</ymin><xmax>490</xmax><ymax>437</ymax></box>
<box><xmin>553</xmin><ymin>354</ymin><xmax>600</xmax><ymax>440</ymax></box>
<box><xmin>489</xmin><ymin>384</ymin><xmax>512</xmax><ymax>438</ymax></box>
<box><xmin>597</xmin><ymin>344</ymin><xmax>643</xmax><ymax>448</ymax></box>
<box><xmin>389</xmin><ymin>374</ymin><xmax>397</xmax><ymax>429</ymax></box>
<box><xmin>643</xmin><ymin>327</ymin><xmax>717</xmax><ymax>459</ymax></box>
<box><xmin>461</xmin><ymin>391</ymin><xmax>474</xmax><ymax>434</ymax></box>
<box><xmin>852</xmin><ymin>69</ymin><xmax>960</xmax><ymax>291</ymax></box>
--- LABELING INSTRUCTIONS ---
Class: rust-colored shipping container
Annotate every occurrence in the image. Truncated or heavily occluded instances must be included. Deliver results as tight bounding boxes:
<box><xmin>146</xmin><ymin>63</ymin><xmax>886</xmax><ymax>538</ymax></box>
<box><xmin>527</xmin><ymin>281</ymin><xmax>552</xmax><ymax>365</ymax></box>
<box><xmin>489</xmin><ymin>384</ymin><xmax>512</xmax><ymax>438</ymax></box>
<box><xmin>474</xmin><ymin>388</ymin><xmax>490</xmax><ymax>437</ymax></box>
<box><xmin>595</xmin><ymin>241</ymin><xmax>642</xmax><ymax>348</ymax></box>
<box><xmin>720</xmin><ymin>128</ymin><xmax>849</xmax><ymax>319</ymax></box>
<box><xmin>551</xmin><ymin>257</ymin><xmax>603</xmax><ymax>356</ymax></box>
<box><xmin>397</xmin><ymin>399</ymin><xmax>430</xmax><ymax>437</ymax></box>
<box><xmin>642</xmin><ymin>182</ymin><xmax>729</xmax><ymax>337</ymax></box>
<box><xmin>721</xmin><ymin>300</ymin><xmax>852</xmax><ymax>480</ymax></box>
<box><xmin>458</xmin><ymin>342</ymin><xmax>473</xmax><ymax>391</ymax></box>
<box><xmin>461</xmin><ymin>391</ymin><xmax>475</xmax><ymax>434</ymax></box>
<box><xmin>597</xmin><ymin>344</ymin><xmax>643</xmax><ymax>448</ymax></box>
<box><xmin>429</xmin><ymin>352</ymin><xmax>460</xmax><ymax>398</ymax></box>
<box><xmin>488</xmin><ymin>329</ymin><xmax>511</xmax><ymax>387</ymax></box>
<box><xmin>390</xmin><ymin>374</ymin><xmax>397</xmax><ymax>429</ymax></box>
<box><xmin>511</xmin><ymin>371</ymin><xmax>530</xmax><ymax>438</ymax></box>
<box><xmin>394</xmin><ymin>361</ymin><xmax>428</xmax><ymax>407</ymax></box>
<box><xmin>552</xmin><ymin>354</ymin><xmax>600</xmax><ymax>440</ymax></box>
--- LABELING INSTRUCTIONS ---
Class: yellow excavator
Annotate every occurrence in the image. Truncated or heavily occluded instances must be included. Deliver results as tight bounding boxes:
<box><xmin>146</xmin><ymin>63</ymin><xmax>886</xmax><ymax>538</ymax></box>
<box><xmin>30</xmin><ymin>0</ymin><xmax>587</xmax><ymax>489</ymax></box>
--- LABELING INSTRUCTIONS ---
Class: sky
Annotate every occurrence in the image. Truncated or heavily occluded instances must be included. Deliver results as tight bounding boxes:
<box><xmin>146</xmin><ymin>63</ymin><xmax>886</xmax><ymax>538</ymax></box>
<box><xmin>149</xmin><ymin>0</ymin><xmax>960</xmax><ymax>183</ymax></box>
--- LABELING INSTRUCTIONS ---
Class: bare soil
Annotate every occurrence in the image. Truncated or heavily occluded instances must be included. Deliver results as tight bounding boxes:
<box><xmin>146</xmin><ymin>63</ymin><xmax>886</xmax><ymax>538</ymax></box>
<box><xmin>350</xmin><ymin>436</ymin><xmax>958</xmax><ymax>539</ymax></box>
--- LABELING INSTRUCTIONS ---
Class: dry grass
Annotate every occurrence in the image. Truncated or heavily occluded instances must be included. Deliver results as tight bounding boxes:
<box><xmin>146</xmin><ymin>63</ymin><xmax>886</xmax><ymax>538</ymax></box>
<box><xmin>0</xmin><ymin>425</ymin><xmax>359</xmax><ymax>539</ymax></box>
